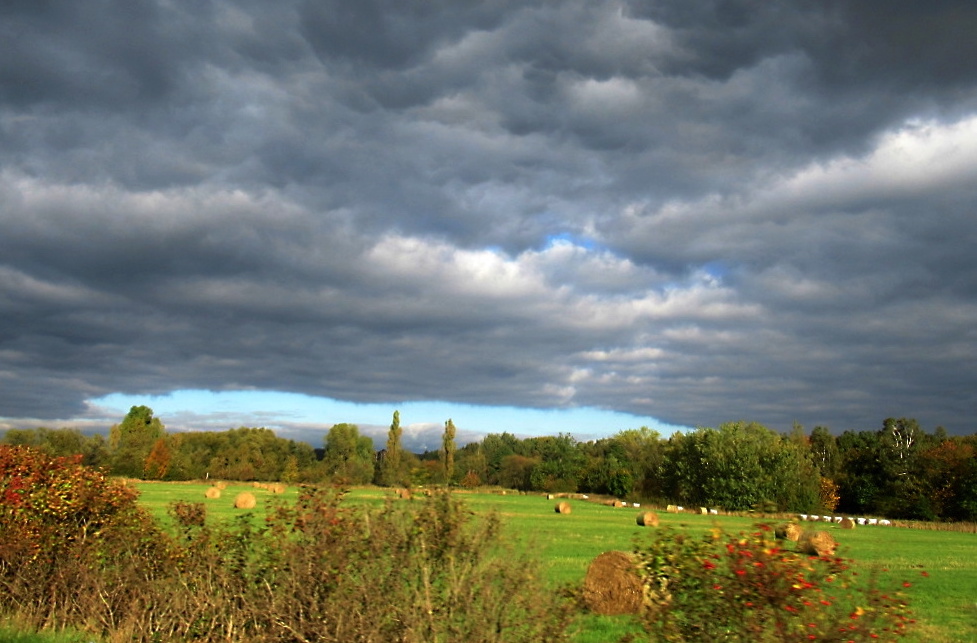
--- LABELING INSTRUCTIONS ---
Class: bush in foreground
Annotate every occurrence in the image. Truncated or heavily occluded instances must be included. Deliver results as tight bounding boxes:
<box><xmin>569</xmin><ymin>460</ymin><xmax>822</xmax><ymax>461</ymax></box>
<box><xmin>0</xmin><ymin>445</ymin><xmax>166</xmax><ymax>631</ymax></box>
<box><xmin>632</xmin><ymin>523</ymin><xmax>917</xmax><ymax>642</ymax></box>
<box><xmin>161</xmin><ymin>487</ymin><xmax>573</xmax><ymax>642</ymax></box>
<box><xmin>1</xmin><ymin>446</ymin><xmax>573</xmax><ymax>642</ymax></box>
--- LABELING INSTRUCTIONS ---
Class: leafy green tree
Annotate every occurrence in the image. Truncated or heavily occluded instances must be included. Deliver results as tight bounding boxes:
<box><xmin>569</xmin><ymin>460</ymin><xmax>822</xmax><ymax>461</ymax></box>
<box><xmin>323</xmin><ymin>423</ymin><xmax>375</xmax><ymax>485</ymax></box>
<box><xmin>378</xmin><ymin>411</ymin><xmax>405</xmax><ymax>486</ymax></box>
<box><xmin>808</xmin><ymin>426</ymin><xmax>840</xmax><ymax>479</ymax></box>
<box><xmin>879</xmin><ymin>417</ymin><xmax>922</xmax><ymax>477</ymax></box>
<box><xmin>918</xmin><ymin>437</ymin><xmax>974</xmax><ymax>520</ymax></box>
<box><xmin>108</xmin><ymin>406</ymin><xmax>166</xmax><ymax>478</ymax></box>
<box><xmin>159</xmin><ymin>428</ymin><xmax>317</xmax><ymax>482</ymax></box>
<box><xmin>281</xmin><ymin>455</ymin><xmax>301</xmax><ymax>484</ymax></box>
<box><xmin>497</xmin><ymin>454</ymin><xmax>539</xmax><ymax>491</ymax></box>
<box><xmin>480</xmin><ymin>432</ymin><xmax>522</xmax><ymax>485</ymax></box>
<box><xmin>835</xmin><ymin>430</ymin><xmax>885</xmax><ymax>515</ymax></box>
<box><xmin>876</xmin><ymin>418</ymin><xmax>937</xmax><ymax>520</ymax></box>
<box><xmin>2</xmin><ymin>427</ymin><xmax>108</xmax><ymax>467</ymax></box>
<box><xmin>946</xmin><ymin>436</ymin><xmax>977</xmax><ymax>521</ymax></box>
<box><xmin>454</xmin><ymin>442</ymin><xmax>486</xmax><ymax>486</ymax></box>
<box><xmin>581</xmin><ymin>452</ymin><xmax>634</xmax><ymax>498</ymax></box>
<box><xmin>524</xmin><ymin>434</ymin><xmax>585</xmax><ymax>493</ymax></box>
<box><xmin>609</xmin><ymin>427</ymin><xmax>665</xmax><ymax>500</ymax></box>
<box><xmin>440</xmin><ymin>418</ymin><xmax>457</xmax><ymax>483</ymax></box>
<box><xmin>664</xmin><ymin>422</ymin><xmax>819</xmax><ymax>512</ymax></box>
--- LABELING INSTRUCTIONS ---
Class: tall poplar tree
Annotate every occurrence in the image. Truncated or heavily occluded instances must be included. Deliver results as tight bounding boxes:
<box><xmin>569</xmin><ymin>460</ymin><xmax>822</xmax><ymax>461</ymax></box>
<box><xmin>441</xmin><ymin>418</ymin><xmax>457</xmax><ymax>483</ymax></box>
<box><xmin>380</xmin><ymin>410</ymin><xmax>403</xmax><ymax>486</ymax></box>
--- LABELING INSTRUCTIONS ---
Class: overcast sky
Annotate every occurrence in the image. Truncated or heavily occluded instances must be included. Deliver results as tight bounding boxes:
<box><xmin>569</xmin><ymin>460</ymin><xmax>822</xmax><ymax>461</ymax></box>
<box><xmin>2</xmin><ymin>0</ymin><xmax>977</xmax><ymax>448</ymax></box>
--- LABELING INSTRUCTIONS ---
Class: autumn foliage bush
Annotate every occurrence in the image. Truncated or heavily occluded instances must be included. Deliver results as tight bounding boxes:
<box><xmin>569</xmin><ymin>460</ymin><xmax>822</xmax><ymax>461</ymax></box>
<box><xmin>633</xmin><ymin>523</ymin><xmax>918</xmax><ymax>642</ymax></box>
<box><xmin>0</xmin><ymin>446</ymin><xmax>573</xmax><ymax>642</ymax></box>
<box><xmin>0</xmin><ymin>445</ymin><xmax>167</xmax><ymax>630</ymax></box>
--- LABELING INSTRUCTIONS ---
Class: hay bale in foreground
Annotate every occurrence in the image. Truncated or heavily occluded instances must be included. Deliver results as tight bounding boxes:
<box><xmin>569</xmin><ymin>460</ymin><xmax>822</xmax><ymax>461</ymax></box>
<box><xmin>204</xmin><ymin>487</ymin><xmax>221</xmax><ymax>499</ymax></box>
<box><xmin>797</xmin><ymin>530</ymin><xmax>837</xmax><ymax>556</ymax></box>
<box><xmin>582</xmin><ymin>551</ymin><xmax>645</xmax><ymax>616</ymax></box>
<box><xmin>775</xmin><ymin>522</ymin><xmax>803</xmax><ymax>542</ymax></box>
<box><xmin>636</xmin><ymin>511</ymin><xmax>659</xmax><ymax>527</ymax></box>
<box><xmin>555</xmin><ymin>501</ymin><xmax>572</xmax><ymax>514</ymax></box>
<box><xmin>234</xmin><ymin>492</ymin><xmax>257</xmax><ymax>509</ymax></box>
<box><xmin>839</xmin><ymin>517</ymin><xmax>855</xmax><ymax>529</ymax></box>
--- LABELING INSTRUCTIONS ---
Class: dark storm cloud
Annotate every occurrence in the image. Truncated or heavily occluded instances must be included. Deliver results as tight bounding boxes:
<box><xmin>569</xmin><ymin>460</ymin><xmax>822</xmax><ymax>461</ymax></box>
<box><xmin>2</xmin><ymin>0</ymin><xmax>977</xmax><ymax>434</ymax></box>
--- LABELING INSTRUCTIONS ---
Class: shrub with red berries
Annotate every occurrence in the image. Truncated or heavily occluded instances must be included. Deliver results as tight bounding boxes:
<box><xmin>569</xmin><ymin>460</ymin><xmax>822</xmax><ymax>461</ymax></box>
<box><xmin>633</xmin><ymin>523</ymin><xmax>917</xmax><ymax>641</ymax></box>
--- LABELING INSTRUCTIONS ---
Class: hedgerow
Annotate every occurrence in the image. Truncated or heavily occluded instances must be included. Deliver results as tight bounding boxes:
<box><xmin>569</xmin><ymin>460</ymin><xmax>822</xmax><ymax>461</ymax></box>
<box><xmin>0</xmin><ymin>446</ymin><xmax>573</xmax><ymax>642</ymax></box>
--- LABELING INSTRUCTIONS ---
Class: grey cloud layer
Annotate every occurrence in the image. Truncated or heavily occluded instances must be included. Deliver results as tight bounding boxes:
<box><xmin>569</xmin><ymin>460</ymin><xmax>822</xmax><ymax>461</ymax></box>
<box><xmin>2</xmin><ymin>0</ymin><xmax>976</xmax><ymax>433</ymax></box>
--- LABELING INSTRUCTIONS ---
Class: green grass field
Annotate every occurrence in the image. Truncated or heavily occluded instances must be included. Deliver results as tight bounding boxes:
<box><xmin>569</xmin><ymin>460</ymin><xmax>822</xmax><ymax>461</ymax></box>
<box><xmin>133</xmin><ymin>483</ymin><xmax>977</xmax><ymax>642</ymax></box>
<box><xmin>0</xmin><ymin>623</ymin><xmax>94</xmax><ymax>643</ymax></box>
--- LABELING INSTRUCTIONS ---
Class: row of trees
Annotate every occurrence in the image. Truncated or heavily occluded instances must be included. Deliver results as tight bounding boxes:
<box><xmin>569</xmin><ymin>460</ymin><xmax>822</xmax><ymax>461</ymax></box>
<box><xmin>0</xmin><ymin>407</ymin><xmax>456</xmax><ymax>490</ymax></box>
<box><xmin>4</xmin><ymin>407</ymin><xmax>976</xmax><ymax>521</ymax></box>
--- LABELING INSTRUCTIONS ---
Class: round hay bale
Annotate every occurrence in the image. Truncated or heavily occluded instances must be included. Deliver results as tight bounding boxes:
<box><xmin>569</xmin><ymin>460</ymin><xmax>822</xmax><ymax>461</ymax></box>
<box><xmin>546</xmin><ymin>493</ymin><xmax>555</xmax><ymax>500</ymax></box>
<box><xmin>270</xmin><ymin>482</ymin><xmax>286</xmax><ymax>494</ymax></box>
<box><xmin>214</xmin><ymin>481</ymin><xmax>228</xmax><ymax>490</ymax></box>
<box><xmin>775</xmin><ymin>523</ymin><xmax>803</xmax><ymax>542</ymax></box>
<box><xmin>612</xmin><ymin>500</ymin><xmax>625</xmax><ymax>508</ymax></box>
<box><xmin>204</xmin><ymin>487</ymin><xmax>221</xmax><ymax>499</ymax></box>
<box><xmin>797</xmin><ymin>530</ymin><xmax>837</xmax><ymax>557</ymax></box>
<box><xmin>666</xmin><ymin>504</ymin><xmax>679</xmax><ymax>513</ymax></box>
<box><xmin>636</xmin><ymin>511</ymin><xmax>659</xmax><ymax>527</ymax></box>
<box><xmin>582</xmin><ymin>551</ymin><xmax>645</xmax><ymax>616</ymax></box>
<box><xmin>839</xmin><ymin>517</ymin><xmax>856</xmax><ymax>530</ymax></box>
<box><xmin>555</xmin><ymin>501</ymin><xmax>572</xmax><ymax>514</ymax></box>
<box><xmin>234</xmin><ymin>492</ymin><xmax>257</xmax><ymax>509</ymax></box>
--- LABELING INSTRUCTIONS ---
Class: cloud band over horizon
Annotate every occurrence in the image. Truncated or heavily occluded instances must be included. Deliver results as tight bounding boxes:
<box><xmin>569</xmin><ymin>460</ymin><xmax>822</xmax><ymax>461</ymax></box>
<box><xmin>2</xmin><ymin>1</ymin><xmax>977</xmax><ymax>437</ymax></box>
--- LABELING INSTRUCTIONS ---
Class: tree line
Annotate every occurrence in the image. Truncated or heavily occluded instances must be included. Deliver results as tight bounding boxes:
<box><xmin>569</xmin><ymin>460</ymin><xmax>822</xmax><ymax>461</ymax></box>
<box><xmin>4</xmin><ymin>406</ymin><xmax>976</xmax><ymax>521</ymax></box>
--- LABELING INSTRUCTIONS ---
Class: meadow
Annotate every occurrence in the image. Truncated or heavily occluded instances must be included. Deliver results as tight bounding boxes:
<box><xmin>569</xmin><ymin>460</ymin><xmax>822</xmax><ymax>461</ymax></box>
<box><xmin>131</xmin><ymin>482</ymin><xmax>977</xmax><ymax>643</ymax></box>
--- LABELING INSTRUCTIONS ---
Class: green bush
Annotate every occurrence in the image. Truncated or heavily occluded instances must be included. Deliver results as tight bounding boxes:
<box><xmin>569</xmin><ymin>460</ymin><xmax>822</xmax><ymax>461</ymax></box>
<box><xmin>632</xmin><ymin>523</ymin><xmax>917</xmax><ymax>642</ymax></box>
<box><xmin>160</xmin><ymin>487</ymin><xmax>574</xmax><ymax>642</ymax></box>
